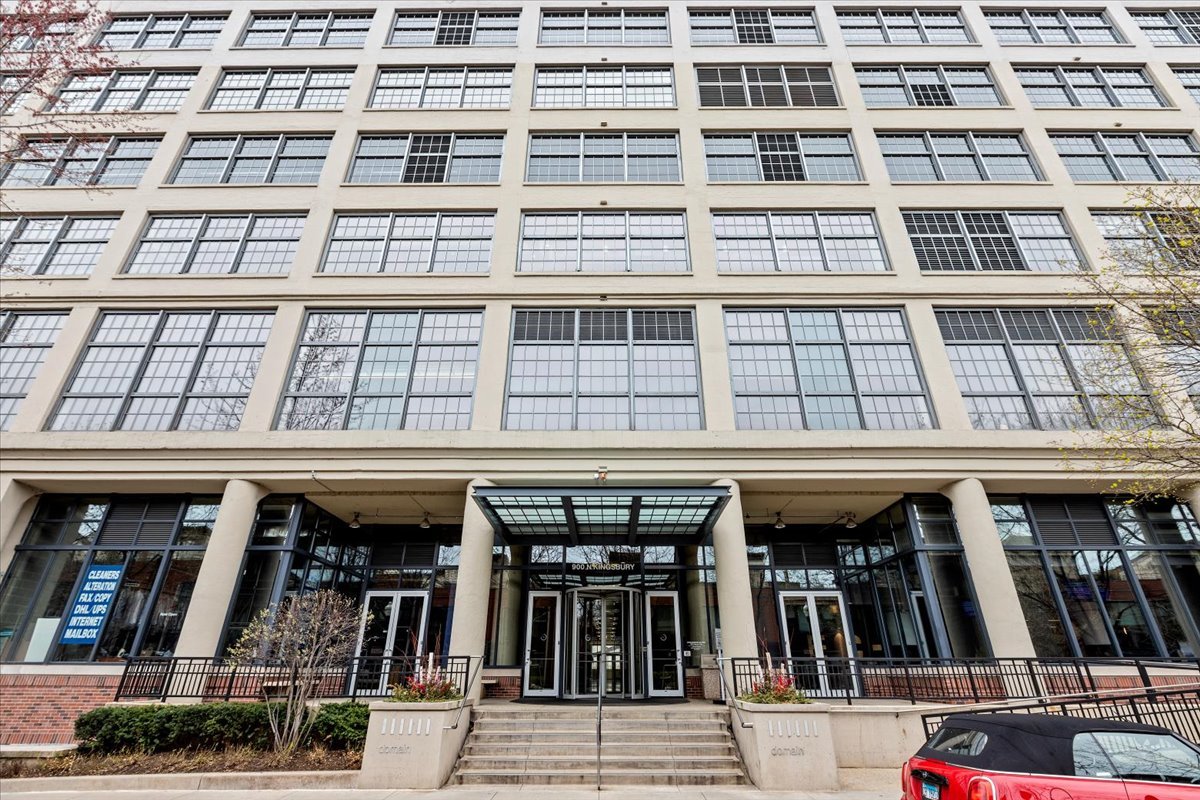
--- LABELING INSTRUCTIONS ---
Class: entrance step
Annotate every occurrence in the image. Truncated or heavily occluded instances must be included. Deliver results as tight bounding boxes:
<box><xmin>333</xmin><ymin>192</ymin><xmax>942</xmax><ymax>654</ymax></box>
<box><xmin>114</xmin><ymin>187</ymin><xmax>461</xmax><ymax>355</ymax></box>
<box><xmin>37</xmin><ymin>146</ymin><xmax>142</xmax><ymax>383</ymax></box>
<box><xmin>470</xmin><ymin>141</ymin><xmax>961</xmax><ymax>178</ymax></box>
<box><xmin>450</xmin><ymin>705</ymin><xmax>748</xmax><ymax>786</ymax></box>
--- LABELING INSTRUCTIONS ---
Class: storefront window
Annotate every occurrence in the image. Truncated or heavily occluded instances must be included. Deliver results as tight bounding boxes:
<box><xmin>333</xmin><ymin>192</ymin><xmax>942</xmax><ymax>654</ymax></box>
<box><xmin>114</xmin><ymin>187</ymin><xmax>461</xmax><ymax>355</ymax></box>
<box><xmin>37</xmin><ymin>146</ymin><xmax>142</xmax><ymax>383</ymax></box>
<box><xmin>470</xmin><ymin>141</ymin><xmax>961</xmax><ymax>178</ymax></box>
<box><xmin>1006</xmin><ymin>551</ymin><xmax>1073</xmax><ymax>657</ymax></box>
<box><xmin>0</xmin><ymin>495</ymin><xmax>219</xmax><ymax>663</ymax></box>
<box><xmin>994</xmin><ymin>495</ymin><xmax>1200</xmax><ymax>658</ymax></box>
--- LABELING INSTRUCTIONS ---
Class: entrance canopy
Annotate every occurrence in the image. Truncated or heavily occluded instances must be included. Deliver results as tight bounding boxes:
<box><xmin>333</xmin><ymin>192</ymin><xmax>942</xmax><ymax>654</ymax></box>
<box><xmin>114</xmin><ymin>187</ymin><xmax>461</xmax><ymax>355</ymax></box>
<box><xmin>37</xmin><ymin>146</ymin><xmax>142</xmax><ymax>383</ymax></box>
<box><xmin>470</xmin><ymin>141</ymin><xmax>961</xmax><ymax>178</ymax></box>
<box><xmin>472</xmin><ymin>486</ymin><xmax>731</xmax><ymax>545</ymax></box>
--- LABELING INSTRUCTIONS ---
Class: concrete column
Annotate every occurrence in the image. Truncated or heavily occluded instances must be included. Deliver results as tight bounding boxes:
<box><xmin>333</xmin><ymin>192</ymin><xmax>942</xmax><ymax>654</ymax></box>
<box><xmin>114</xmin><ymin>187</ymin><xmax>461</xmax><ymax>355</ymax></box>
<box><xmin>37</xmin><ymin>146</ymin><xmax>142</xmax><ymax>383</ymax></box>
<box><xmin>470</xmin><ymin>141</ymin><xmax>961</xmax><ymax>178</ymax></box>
<box><xmin>173</xmin><ymin>479</ymin><xmax>269</xmax><ymax>659</ymax></box>
<box><xmin>1187</xmin><ymin>484</ymin><xmax>1200</xmax><ymax>526</ymax></box>
<box><xmin>448</xmin><ymin>478</ymin><xmax>495</xmax><ymax>699</ymax></box>
<box><xmin>710</xmin><ymin>479</ymin><xmax>758</xmax><ymax>667</ymax></box>
<box><xmin>0</xmin><ymin>478</ymin><xmax>40</xmax><ymax>574</ymax></box>
<box><xmin>940</xmin><ymin>478</ymin><xmax>1037</xmax><ymax>659</ymax></box>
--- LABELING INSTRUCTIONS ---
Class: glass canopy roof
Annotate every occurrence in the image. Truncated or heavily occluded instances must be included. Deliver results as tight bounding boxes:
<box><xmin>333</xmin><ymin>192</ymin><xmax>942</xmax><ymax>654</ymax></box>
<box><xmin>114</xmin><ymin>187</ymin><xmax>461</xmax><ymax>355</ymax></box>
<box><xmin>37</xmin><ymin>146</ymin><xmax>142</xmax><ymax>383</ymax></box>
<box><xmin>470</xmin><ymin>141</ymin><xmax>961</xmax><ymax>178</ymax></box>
<box><xmin>472</xmin><ymin>486</ymin><xmax>731</xmax><ymax>544</ymax></box>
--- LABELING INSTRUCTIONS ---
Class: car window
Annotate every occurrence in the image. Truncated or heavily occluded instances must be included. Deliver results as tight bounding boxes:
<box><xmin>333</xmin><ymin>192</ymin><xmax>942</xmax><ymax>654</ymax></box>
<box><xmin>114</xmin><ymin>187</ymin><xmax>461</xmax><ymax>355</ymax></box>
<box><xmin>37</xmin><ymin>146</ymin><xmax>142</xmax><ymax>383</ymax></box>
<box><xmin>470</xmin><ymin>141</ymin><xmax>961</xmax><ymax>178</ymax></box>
<box><xmin>1073</xmin><ymin>732</ymin><xmax>1117</xmax><ymax>778</ymax></box>
<box><xmin>927</xmin><ymin>727</ymin><xmax>988</xmax><ymax>757</ymax></box>
<box><xmin>1091</xmin><ymin>731</ymin><xmax>1200</xmax><ymax>785</ymax></box>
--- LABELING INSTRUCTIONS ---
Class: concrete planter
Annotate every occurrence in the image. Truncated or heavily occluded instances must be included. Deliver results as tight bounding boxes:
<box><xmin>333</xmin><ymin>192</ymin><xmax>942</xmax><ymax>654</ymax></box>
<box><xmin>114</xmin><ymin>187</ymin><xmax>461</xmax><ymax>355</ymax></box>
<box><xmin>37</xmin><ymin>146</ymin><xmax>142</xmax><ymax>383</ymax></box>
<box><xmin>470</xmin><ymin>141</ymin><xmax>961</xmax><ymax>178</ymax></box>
<box><xmin>358</xmin><ymin>699</ymin><xmax>472</xmax><ymax>789</ymax></box>
<box><xmin>730</xmin><ymin>700</ymin><xmax>838</xmax><ymax>791</ymax></box>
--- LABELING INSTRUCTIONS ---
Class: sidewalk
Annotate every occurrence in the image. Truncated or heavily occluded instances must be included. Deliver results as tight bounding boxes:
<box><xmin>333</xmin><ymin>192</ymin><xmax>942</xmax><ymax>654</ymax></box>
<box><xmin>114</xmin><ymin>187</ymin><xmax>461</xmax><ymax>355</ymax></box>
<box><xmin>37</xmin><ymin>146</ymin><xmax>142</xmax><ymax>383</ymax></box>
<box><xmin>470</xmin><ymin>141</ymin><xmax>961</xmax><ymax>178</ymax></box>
<box><xmin>1</xmin><ymin>788</ymin><xmax>896</xmax><ymax>799</ymax></box>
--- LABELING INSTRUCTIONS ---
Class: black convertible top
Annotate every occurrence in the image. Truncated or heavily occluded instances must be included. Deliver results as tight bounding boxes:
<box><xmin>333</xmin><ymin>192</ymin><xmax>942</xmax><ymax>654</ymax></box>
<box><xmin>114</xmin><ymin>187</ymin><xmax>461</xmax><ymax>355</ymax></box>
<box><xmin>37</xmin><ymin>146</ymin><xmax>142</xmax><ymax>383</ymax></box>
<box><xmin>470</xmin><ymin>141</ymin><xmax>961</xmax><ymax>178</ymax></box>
<box><xmin>918</xmin><ymin>713</ymin><xmax>1180</xmax><ymax>775</ymax></box>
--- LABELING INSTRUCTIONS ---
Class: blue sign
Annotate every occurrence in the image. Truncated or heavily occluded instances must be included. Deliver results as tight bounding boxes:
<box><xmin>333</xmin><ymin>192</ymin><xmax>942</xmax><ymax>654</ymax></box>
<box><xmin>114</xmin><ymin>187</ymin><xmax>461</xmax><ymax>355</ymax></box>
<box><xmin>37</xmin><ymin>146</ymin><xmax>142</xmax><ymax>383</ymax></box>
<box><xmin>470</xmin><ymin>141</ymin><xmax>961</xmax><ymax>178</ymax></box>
<box><xmin>60</xmin><ymin>566</ymin><xmax>124</xmax><ymax>644</ymax></box>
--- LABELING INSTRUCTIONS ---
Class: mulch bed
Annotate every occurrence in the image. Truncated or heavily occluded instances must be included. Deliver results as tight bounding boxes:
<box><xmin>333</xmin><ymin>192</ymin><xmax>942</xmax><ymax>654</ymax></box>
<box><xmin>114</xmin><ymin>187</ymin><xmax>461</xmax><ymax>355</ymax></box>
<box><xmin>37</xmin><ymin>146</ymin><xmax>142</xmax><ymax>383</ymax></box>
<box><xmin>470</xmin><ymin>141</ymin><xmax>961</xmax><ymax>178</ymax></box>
<box><xmin>0</xmin><ymin>747</ymin><xmax>361</xmax><ymax>779</ymax></box>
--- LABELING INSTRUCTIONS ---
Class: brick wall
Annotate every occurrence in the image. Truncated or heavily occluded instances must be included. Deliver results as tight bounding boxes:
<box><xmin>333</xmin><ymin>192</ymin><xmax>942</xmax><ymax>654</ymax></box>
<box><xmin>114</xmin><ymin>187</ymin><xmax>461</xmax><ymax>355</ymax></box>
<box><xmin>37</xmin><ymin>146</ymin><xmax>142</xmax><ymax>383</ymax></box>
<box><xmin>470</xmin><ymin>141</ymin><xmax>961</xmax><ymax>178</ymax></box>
<box><xmin>0</xmin><ymin>673</ymin><xmax>121</xmax><ymax>745</ymax></box>
<box><xmin>483</xmin><ymin>675</ymin><xmax>521</xmax><ymax>699</ymax></box>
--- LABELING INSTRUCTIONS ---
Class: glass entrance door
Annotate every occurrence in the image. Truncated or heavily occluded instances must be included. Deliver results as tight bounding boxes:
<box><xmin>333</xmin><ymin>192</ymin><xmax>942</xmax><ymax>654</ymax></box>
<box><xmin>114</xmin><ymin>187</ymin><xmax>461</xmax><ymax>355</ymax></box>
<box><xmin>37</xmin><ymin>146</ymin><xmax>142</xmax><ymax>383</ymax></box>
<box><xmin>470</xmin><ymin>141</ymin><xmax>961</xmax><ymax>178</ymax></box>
<box><xmin>523</xmin><ymin>591</ymin><xmax>561</xmax><ymax>697</ymax></box>
<box><xmin>780</xmin><ymin>591</ymin><xmax>855</xmax><ymax>697</ymax></box>
<box><xmin>352</xmin><ymin>590</ymin><xmax>428</xmax><ymax>695</ymax></box>
<box><xmin>566</xmin><ymin>588</ymin><xmax>644</xmax><ymax>698</ymax></box>
<box><xmin>646</xmin><ymin>591</ymin><xmax>683</xmax><ymax>697</ymax></box>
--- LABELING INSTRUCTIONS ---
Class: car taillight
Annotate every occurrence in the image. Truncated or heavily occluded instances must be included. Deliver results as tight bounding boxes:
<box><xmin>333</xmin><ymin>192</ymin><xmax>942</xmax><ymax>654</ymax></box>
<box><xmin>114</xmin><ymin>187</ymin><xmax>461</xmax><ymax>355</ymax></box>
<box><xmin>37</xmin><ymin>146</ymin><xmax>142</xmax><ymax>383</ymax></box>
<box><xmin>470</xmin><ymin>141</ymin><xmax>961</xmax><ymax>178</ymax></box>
<box><xmin>967</xmin><ymin>777</ymin><xmax>997</xmax><ymax>800</ymax></box>
<box><xmin>902</xmin><ymin>762</ymin><xmax>910</xmax><ymax>790</ymax></box>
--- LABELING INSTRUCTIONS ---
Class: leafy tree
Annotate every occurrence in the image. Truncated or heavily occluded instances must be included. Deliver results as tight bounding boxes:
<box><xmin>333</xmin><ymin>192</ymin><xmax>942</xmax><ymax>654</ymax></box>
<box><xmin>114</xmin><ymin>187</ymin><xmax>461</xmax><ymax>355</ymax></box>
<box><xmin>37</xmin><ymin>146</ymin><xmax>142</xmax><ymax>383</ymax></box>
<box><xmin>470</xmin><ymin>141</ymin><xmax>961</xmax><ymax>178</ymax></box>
<box><xmin>1066</xmin><ymin>184</ymin><xmax>1199</xmax><ymax>500</ymax></box>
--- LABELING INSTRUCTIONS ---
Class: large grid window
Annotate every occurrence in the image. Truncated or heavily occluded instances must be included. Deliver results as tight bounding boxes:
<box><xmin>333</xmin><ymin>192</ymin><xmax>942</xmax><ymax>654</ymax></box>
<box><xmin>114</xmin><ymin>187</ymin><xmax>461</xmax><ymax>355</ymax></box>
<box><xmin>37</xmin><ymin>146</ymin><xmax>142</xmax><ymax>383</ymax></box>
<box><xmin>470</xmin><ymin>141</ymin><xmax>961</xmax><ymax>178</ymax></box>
<box><xmin>879</xmin><ymin>132</ymin><xmax>1040</xmax><ymax>182</ymax></box>
<box><xmin>903</xmin><ymin>211</ymin><xmax>1081</xmax><ymax>272</ymax></box>
<box><xmin>856</xmin><ymin>65</ymin><xmax>1002</xmax><ymax>107</ymax></box>
<box><xmin>278</xmin><ymin>310</ymin><xmax>482</xmax><ymax>431</ymax></box>
<box><xmin>688</xmin><ymin>8</ymin><xmax>821</xmax><ymax>44</ymax></box>
<box><xmin>984</xmin><ymin>9</ymin><xmax>1122</xmax><ymax>44</ymax></box>
<box><xmin>97</xmin><ymin>13</ymin><xmax>226</xmax><ymax>49</ymax></box>
<box><xmin>51</xmin><ymin>310</ymin><xmax>275</xmax><ymax>432</ymax></box>
<box><xmin>1</xmin><ymin>73</ymin><xmax>32</xmax><ymax>114</ymax></box>
<box><xmin>0</xmin><ymin>312</ymin><xmax>66</xmax><ymax>430</ymax></box>
<box><xmin>1130</xmin><ymin>10</ymin><xmax>1200</xmax><ymax>46</ymax></box>
<box><xmin>697</xmin><ymin>65</ymin><xmax>837</xmax><ymax>107</ymax></box>
<box><xmin>321</xmin><ymin>213</ymin><xmax>494</xmax><ymax>274</ymax></box>
<box><xmin>539</xmin><ymin>8</ymin><xmax>669</xmax><ymax>44</ymax></box>
<box><xmin>505</xmin><ymin>309</ymin><xmax>702</xmax><ymax>431</ymax></box>
<box><xmin>1016</xmin><ymin>66</ymin><xmax>1166</xmax><ymax>108</ymax></box>
<box><xmin>371</xmin><ymin>67</ymin><xmax>512</xmax><ymax>109</ymax></box>
<box><xmin>1051</xmin><ymin>132</ymin><xmax>1200</xmax><ymax>181</ymax></box>
<box><xmin>125</xmin><ymin>214</ymin><xmax>305</xmax><ymax>275</ymax></box>
<box><xmin>8</xmin><ymin>19</ymin><xmax>76</xmax><ymax>51</ymax></box>
<box><xmin>0</xmin><ymin>216</ymin><xmax>118</xmax><ymax>276</ymax></box>
<box><xmin>533</xmin><ymin>65</ymin><xmax>674</xmax><ymax>107</ymax></box>
<box><xmin>48</xmin><ymin>70</ymin><xmax>197</xmax><ymax>113</ymax></box>
<box><xmin>704</xmin><ymin>132</ymin><xmax>859</xmax><ymax>181</ymax></box>
<box><xmin>713</xmin><ymin>212</ymin><xmax>887</xmax><ymax>272</ymax></box>
<box><xmin>518</xmin><ymin>212</ymin><xmax>689</xmax><ymax>273</ymax></box>
<box><xmin>0</xmin><ymin>136</ymin><xmax>160</xmax><ymax>187</ymax></box>
<box><xmin>347</xmin><ymin>134</ymin><xmax>503</xmax><ymax>183</ymax></box>
<box><xmin>936</xmin><ymin>308</ymin><xmax>1151</xmax><ymax>430</ymax></box>
<box><xmin>527</xmin><ymin>133</ymin><xmax>680</xmax><ymax>182</ymax></box>
<box><xmin>208</xmin><ymin>69</ymin><xmax>354</xmax><ymax>111</ymax></box>
<box><xmin>239</xmin><ymin>12</ymin><xmax>373</xmax><ymax>48</ymax></box>
<box><xmin>169</xmin><ymin>135</ymin><xmax>331</xmax><ymax>185</ymax></box>
<box><xmin>837</xmin><ymin>8</ymin><xmax>973</xmax><ymax>44</ymax></box>
<box><xmin>1175</xmin><ymin>68</ymin><xmax>1200</xmax><ymax>104</ymax></box>
<box><xmin>389</xmin><ymin>10</ymin><xmax>520</xmax><ymax>46</ymax></box>
<box><xmin>1091</xmin><ymin>210</ymin><xmax>1199</xmax><ymax>267</ymax></box>
<box><xmin>1158</xmin><ymin>311</ymin><xmax>1200</xmax><ymax>411</ymax></box>
<box><xmin>724</xmin><ymin>308</ymin><xmax>934</xmax><ymax>430</ymax></box>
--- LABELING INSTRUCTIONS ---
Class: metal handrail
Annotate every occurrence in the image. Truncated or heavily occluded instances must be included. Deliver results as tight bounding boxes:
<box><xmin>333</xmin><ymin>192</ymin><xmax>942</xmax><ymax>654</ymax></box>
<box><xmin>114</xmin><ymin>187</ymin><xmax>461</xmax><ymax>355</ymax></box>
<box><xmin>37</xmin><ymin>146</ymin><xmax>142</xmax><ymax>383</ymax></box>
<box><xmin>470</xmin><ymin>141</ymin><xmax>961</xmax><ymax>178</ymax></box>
<box><xmin>715</xmin><ymin>656</ymin><xmax>753</xmax><ymax>729</ymax></box>
<box><xmin>444</xmin><ymin>656</ymin><xmax>484</xmax><ymax>731</ymax></box>
<box><xmin>596</xmin><ymin>650</ymin><xmax>605</xmax><ymax>790</ymax></box>
<box><xmin>921</xmin><ymin>684</ymin><xmax>1200</xmax><ymax>740</ymax></box>
<box><xmin>728</xmin><ymin>655</ymin><xmax>1200</xmax><ymax>705</ymax></box>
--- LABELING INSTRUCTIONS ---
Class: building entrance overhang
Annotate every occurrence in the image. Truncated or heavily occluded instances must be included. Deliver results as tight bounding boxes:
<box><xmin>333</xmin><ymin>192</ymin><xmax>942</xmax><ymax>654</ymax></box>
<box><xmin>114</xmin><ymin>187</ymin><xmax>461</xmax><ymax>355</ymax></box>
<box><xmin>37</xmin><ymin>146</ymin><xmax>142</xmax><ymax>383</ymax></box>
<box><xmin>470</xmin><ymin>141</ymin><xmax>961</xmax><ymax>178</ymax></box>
<box><xmin>472</xmin><ymin>485</ymin><xmax>731</xmax><ymax>545</ymax></box>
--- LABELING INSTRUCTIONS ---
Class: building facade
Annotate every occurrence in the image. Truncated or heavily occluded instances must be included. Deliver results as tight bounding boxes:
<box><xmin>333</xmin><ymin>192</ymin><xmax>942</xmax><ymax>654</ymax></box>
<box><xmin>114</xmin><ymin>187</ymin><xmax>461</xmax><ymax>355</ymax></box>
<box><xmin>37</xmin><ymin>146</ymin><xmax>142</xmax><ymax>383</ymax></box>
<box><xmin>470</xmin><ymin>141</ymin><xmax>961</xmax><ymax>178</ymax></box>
<box><xmin>1</xmin><ymin>0</ymin><xmax>1199</xmax><ymax>736</ymax></box>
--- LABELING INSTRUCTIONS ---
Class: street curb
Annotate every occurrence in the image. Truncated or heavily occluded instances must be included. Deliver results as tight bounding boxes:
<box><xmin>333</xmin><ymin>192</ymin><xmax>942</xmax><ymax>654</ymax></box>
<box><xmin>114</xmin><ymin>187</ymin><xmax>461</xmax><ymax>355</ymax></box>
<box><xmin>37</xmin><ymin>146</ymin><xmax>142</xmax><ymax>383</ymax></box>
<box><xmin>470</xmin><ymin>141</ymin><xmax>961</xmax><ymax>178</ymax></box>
<box><xmin>0</xmin><ymin>769</ymin><xmax>359</xmax><ymax>792</ymax></box>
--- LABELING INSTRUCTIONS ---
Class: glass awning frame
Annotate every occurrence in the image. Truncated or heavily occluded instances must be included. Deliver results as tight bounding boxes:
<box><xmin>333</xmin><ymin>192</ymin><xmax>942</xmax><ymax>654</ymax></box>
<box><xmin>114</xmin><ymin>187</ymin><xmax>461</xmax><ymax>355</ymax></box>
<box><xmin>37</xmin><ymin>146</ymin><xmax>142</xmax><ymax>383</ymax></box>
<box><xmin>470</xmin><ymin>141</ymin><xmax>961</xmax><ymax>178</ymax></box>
<box><xmin>472</xmin><ymin>486</ymin><xmax>731</xmax><ymax>545</ymax></box>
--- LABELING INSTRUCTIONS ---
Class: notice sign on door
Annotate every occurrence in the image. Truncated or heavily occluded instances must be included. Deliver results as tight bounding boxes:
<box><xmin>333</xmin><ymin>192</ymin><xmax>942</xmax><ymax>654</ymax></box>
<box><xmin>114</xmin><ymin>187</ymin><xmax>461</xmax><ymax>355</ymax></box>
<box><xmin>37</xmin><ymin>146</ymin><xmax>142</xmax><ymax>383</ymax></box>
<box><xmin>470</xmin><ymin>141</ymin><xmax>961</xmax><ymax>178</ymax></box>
<box><xmin>60</xmin><ymin>566</ymin><xmax>124</xmax><ymax>644</ymax></box>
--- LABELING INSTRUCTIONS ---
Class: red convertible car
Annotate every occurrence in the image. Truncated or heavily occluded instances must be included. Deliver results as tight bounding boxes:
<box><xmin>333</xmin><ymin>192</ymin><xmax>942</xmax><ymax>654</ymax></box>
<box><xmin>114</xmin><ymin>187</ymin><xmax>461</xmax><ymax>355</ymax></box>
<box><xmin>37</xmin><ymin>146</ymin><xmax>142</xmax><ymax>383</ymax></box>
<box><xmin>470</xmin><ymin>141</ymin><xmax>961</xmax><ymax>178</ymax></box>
<box><xmin>903</xmin><ymin>712</ymin><xmax>1200</xmax><ymax>800</ymax></box>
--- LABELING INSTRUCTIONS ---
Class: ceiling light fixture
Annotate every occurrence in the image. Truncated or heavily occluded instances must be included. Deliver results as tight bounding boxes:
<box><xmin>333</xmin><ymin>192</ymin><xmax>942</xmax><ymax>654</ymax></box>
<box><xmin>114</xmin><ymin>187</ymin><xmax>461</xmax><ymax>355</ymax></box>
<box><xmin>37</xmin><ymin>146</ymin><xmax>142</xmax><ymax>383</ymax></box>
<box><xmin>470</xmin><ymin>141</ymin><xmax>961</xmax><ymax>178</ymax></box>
<box><xmin>842</xmin><ymin>512</ymin><xmax>858</xmax><ymax>530</ymax></box>
<box><xmin>419</xmin><ymin>512</ymin><xmax>432</xmax><ymax>529</ymax></box>
<box><xmin>349</xmin><ymin>512</ymin><xmax>361</xmax><ymax>530</ymax></box>
<box><xmin>773</xmin><ymin>512</ymin><xmax>786</xmax><ymax>530</ymax></box>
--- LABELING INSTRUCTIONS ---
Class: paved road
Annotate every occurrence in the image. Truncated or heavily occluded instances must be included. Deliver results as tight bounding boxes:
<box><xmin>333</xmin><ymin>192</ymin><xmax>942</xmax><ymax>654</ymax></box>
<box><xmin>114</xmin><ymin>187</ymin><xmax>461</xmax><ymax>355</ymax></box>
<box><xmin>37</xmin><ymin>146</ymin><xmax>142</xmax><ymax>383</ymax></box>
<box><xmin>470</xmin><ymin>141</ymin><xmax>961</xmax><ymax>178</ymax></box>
<box><xmin>2</xmin><ymin>789</ymin><xmax>895</xmax><ymax>799</ymax></box>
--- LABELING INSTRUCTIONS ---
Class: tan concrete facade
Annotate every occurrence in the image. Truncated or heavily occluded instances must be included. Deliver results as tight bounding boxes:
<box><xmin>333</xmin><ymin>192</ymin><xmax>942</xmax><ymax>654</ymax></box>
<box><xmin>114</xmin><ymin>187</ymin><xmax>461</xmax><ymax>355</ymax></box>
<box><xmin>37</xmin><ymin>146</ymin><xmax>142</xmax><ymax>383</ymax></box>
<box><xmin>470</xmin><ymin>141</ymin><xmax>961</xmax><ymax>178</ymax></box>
<box><xmin>2</xmin><ymin>0</ymin><xmax>1199</xmax><ymax>692</ymax></box>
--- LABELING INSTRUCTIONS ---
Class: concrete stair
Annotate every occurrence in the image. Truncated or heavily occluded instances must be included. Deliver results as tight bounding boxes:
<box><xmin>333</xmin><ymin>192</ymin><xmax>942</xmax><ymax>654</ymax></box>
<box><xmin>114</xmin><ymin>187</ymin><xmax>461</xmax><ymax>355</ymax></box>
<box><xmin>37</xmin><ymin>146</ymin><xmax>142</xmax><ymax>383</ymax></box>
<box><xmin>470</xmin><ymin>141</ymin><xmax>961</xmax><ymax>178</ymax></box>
<box><xmin>451</xmin><ymin>704</ymin><xmax>749</xmax><ymax>786</ymax></box>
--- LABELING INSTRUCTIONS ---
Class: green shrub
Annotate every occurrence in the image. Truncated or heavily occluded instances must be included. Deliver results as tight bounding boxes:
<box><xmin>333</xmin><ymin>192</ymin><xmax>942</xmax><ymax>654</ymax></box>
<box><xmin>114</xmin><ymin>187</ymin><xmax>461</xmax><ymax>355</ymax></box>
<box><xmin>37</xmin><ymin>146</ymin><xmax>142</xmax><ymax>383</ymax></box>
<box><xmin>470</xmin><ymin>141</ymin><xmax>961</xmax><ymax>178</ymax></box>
<box><xmin>309</xmin><ymin>702</ymin><xmax>370</xmax><ymax>750</ymax></box>
<box><xmin>74</xmin><ymin>701</ymin><xmax>369</xmax><ymax>755</ymax></box>
<box><xmin>75</xmin><ymin>702</ymin><xmax>285</xmax><ymax>755</ymax></box>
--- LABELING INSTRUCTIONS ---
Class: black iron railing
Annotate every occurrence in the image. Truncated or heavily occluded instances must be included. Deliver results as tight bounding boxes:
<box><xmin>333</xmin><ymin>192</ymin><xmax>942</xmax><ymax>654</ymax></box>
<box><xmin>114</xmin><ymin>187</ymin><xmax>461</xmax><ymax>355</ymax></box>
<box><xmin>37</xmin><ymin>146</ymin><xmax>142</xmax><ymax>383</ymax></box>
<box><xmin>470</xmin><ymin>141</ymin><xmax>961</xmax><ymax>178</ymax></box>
<box><xmin>730</xmin><ymin>656</ymin><xmax>1200</xmax><ymax>705</ymax></box>
<box><xmin>921</xmin><ymin>687</ymin><xmax>1200</xmax><ymax>741</ymax></box>
<box><xmin>115</xmin><ymin>654</ymin><xmax>476</xmax><ymax>702</ymax></box>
